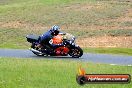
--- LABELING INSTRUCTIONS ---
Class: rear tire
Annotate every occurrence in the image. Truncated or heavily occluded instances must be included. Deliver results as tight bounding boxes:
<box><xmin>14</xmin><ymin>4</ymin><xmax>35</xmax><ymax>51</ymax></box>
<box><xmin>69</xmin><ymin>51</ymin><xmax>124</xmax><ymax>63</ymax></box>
<box><xmin>32</xmin><ymin>51</ymin><xmax>44</xmax><ymax>56</ymax></box>
<box><xmin>69</xmin><ymin>46</ymin><xmax>83</xmax><ymax>58</ymax></box>
<box><xmin>31</xmin><ymin>43</ymin><xmax>45</xmax><ymax>56</ymax></box>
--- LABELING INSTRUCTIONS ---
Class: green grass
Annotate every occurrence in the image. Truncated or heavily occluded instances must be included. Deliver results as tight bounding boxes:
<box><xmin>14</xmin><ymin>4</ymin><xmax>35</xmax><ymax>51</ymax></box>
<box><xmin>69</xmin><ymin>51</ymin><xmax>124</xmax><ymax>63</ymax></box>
<box><xmin>0</xmin><ymin>28</ymin><xmax>29</xmax><ymax>49</ymax></box>
<box><xmin>0</xmin><ymin>0</ymin><xmax>132</xmax><ymax>55</ymax></box>
<box><xmin>0</xmin><ymin>57</ymin><xmax>131</xmax><ymax>88</ymax></box>
<box><xmin>84</xmin><ymin>48</ymin><xmax>132</xmax><ymax>56</ymax></box>
<box><xmin>70</xmin><ymin>29</ymin><xmax>132</xmax><ymax>37</ymax></box>
<box><xmin>121</xmin><ymin>21</ymin><xmax>132</xmax><ymax>27</ymax></box>
<box><xmin>0</xmin><ymin>0</ymin><xmax>131</xmax><ymax>26</ymax></box>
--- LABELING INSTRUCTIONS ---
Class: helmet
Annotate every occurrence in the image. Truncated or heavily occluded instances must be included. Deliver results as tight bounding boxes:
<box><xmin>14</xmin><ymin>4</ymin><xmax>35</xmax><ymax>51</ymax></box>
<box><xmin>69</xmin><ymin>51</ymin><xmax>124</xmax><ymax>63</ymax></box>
<box><xmin>51</xmin><ymin>25</ymin><xmax>60</xmax><ymax>36</ymax></box>
<box><xmin>51</xmin><ymin>25</ymin><xmax>60</xmax><ymax>31</ymax></box>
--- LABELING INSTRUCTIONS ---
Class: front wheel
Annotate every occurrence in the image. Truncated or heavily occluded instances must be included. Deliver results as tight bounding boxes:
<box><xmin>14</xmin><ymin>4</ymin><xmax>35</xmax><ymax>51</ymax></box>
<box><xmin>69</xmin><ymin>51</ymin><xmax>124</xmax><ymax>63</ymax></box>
<box><xmin>69</xmin><ymin>46</ymin><xmax>83</xmax><ymax>58</ymax></box>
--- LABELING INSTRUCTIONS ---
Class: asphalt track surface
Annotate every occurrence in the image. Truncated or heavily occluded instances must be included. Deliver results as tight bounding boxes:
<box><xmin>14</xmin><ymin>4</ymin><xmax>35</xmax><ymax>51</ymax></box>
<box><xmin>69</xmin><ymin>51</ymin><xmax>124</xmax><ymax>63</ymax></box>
<box><xmin>0</xmin><ymin>49</ymin><xmax>132</xmax><ymax>66</ymax></box>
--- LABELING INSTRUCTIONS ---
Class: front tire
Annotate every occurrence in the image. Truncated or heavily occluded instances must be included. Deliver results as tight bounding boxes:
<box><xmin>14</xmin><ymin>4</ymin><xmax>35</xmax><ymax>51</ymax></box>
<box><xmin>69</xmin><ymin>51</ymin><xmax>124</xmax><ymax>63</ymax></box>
<box><xmin>69</xmin><ymin>46</ymin><xmax>83</xmax><ymax>58</ymax></box>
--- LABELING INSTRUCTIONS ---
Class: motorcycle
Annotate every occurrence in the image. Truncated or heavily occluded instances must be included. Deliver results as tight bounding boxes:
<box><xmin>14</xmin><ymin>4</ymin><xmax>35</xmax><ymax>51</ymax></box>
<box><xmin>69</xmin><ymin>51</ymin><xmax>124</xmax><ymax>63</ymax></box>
<box><xmin>26</xmin><ymin>33</ymin><xmax>83</xmax><ymax>58</ymax></box>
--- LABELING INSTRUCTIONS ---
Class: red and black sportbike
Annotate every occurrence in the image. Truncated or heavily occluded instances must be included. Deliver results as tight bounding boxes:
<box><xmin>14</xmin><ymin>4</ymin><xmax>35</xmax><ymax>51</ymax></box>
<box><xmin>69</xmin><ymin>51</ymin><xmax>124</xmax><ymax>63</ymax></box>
<box><xmin>26</xmin><ymin>33</ymin><xmax>83</xmax><ymax>58</ymax></box>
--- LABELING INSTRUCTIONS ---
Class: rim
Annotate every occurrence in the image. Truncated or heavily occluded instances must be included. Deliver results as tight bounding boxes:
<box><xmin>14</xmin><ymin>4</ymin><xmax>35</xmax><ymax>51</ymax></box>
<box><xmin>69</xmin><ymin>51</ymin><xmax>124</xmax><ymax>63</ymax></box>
<box><xmin>32</xmin><ymin>44</ymin><xmax>45</xmax><ymax>56</ymax></box>
<box><xmin>71</xmin><ymin>48</ymin><xmax>81</xmax><ymax>57</ymax></box>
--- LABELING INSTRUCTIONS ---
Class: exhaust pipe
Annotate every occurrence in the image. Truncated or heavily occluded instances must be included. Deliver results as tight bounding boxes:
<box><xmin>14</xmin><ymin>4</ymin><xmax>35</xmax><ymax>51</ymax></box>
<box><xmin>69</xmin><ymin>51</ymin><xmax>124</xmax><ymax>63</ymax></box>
<box><xmin>30</xmin><ymin>48</ymin><xmax>42</xmax><ymax>54</ymax></box>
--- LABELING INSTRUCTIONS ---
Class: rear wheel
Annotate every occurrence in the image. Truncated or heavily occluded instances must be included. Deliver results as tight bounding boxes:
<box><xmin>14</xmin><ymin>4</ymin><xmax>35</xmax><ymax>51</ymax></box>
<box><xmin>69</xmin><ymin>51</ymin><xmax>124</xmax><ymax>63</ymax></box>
<box><xmin>31</xmin><ymin>43</ymin><xmax>45</xmax><ymax>56</ymax></box>
<box><xmin>69</xmin><ymin>46</ymin><xmax>83</xmax><ymax>58</ymax></box>
<box><xmin>32</xmin><ymin>50</ymin><xmax>44</xmax><ymax>56</ymax></box>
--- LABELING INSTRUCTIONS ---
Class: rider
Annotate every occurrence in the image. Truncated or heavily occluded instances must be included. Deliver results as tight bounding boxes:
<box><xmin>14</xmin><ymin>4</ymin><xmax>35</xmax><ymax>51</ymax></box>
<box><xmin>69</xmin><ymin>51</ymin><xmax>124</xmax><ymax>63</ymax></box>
<box><xmin>38</xmin><ymin>25</ymin><xmax>64</xmax><ymax>53</ymax></box>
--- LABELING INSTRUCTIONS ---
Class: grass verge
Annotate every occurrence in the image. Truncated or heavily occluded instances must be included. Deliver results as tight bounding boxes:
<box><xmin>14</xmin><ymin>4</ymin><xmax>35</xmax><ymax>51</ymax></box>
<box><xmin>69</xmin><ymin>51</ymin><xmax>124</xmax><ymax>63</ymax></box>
<box><xmin>0</xmin><ymin>57</ymin><xmax>131</xmax><ymax>88</ymax></box>
<box><xmin>0</xmin><ymin>0</ymin><xmax>131</xmax><ymax>26</ymax></box>
<box><xmin>84</xmin><ymin>47</ymin><xmax>132</xmax><ymax>56</ymax></box>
